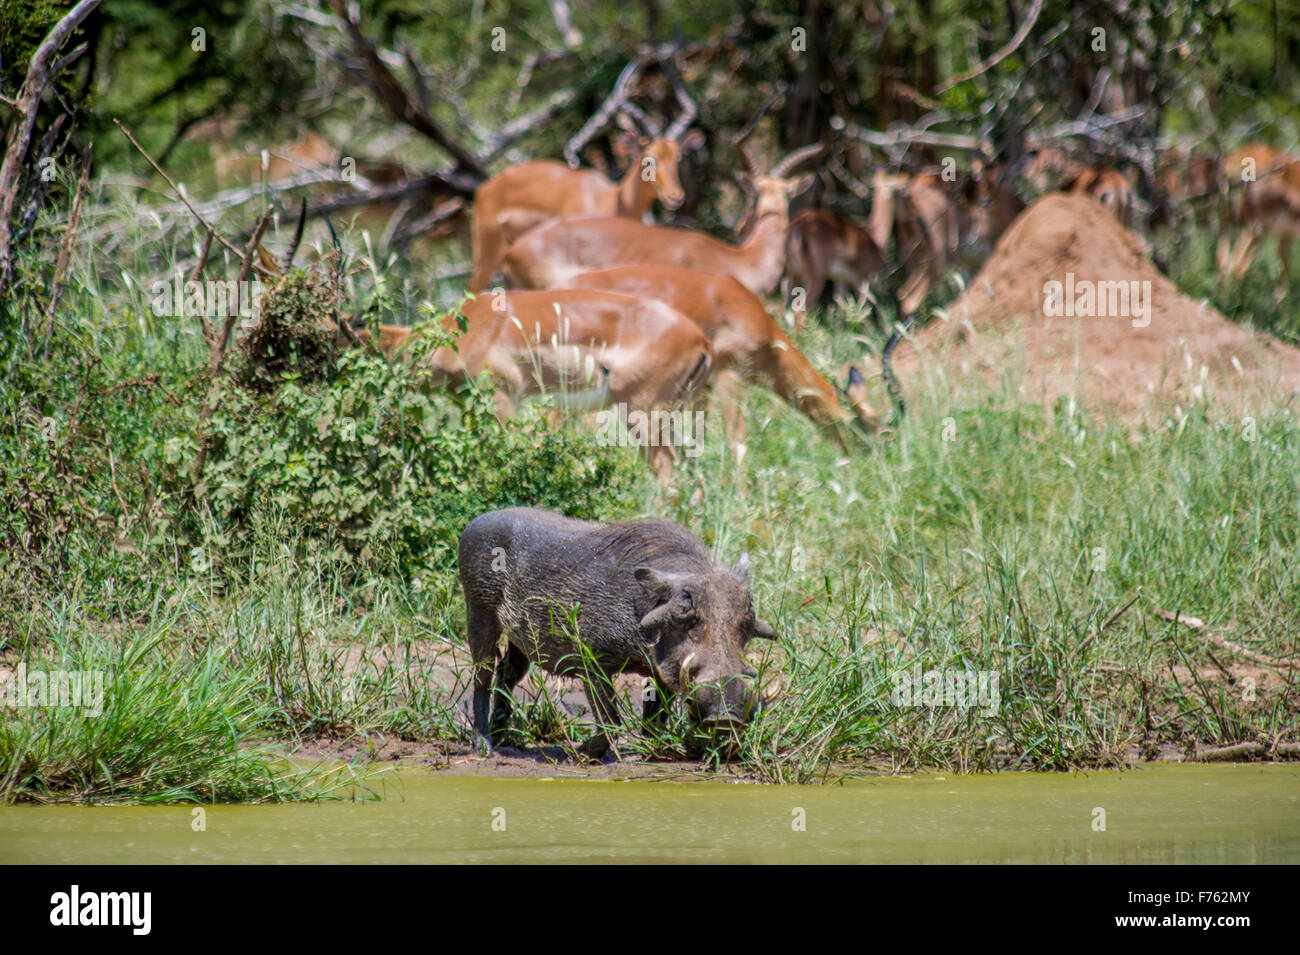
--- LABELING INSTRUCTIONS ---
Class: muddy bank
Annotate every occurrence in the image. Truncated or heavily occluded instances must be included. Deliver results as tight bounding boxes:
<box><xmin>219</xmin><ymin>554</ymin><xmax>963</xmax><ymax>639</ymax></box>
<box><xmin>280</xmin><ymin>731</ymin><xmax>1300</xmax><ymax>781</ymax></box>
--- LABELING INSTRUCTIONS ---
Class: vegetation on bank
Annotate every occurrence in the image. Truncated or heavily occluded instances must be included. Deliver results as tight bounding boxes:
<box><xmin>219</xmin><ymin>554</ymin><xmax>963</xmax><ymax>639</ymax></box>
<box><xmin>2</xmin><ymin>207</ymin><xmax>1297</xmax><ymax>798</ymax></box>
<box><xmin>1</xmin><ymin>0</ymin><xmax>1297</xmax><ymax>801</ymax></box>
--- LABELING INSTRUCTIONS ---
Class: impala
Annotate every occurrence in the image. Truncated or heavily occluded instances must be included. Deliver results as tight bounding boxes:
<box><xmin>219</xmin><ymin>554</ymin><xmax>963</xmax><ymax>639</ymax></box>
<box><xmin>502</xmin><ymin>142</ymin><xmax>826</xmax><ymax>296</ymax></box>
<box><xmin>563</xmin><ymin>264</ymin><xmax>880</xmax><ymax>448</ymax></box>
<box><xmin>1063</xmin><ymin>165</ymin><xmax>1135</xmax><ymax>224</ymax></box>
<box><xmin>470</xmin><ymin>57</ymin><xmax>698</xmax><ymax>293</ymax></box>
<box><xmin>783</xmin><ymin>209</ymin><xmax>887</xmax><ymax>325</ymax></box>
<box><xmin>1216</xmin><ymin>143</ymin><xmax>1300</xmax><ymax>295</ymax></box>
<box><xmin>1021</xmin><ymin>146</ymin><xmax>1134</xmax><ymax>222</ymax></box>
<box><xmin>871</xmin><ymin>163</ymin><xmax>1022</xmax><ymax>314</ymax></box>
<box><xmin>468</xmin><ymin>138</ymin><xmax>688</xmax><ymax>292</ymax></box>
<box><xmin>336</xmin><ymin>291</ymin><xmax>713</xmax><ymax>481</ymax></box>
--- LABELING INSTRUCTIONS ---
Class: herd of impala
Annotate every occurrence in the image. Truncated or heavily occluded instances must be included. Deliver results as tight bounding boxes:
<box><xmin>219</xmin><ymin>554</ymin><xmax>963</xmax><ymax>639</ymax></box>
<box><xmin>308</xmin><ymin>100</ymin><xmax>1298</xmax><ymax>480</ymax></box>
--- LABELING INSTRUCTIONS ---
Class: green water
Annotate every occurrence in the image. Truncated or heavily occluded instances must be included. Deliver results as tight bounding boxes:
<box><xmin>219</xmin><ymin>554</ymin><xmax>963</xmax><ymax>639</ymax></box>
<box><xmin>1</xmin><ymin>764</ymin><xmax>1296</xmax><ymax>863</ymax></box>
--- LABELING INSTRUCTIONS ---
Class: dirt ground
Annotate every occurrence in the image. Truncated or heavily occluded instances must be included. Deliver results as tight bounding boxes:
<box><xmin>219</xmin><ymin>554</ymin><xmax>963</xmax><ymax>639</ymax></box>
<box><xmin>889</xmin><ymin>193</ymin><xmax>1300</xmax><ymax>422</ymax></box>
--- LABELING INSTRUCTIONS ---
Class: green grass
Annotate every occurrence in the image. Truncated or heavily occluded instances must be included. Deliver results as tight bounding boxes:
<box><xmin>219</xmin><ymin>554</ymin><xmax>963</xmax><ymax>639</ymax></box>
<box><xmin>3</xmin><ymin>186</ymin><xmax>1298</xmax><ymax>797</ymax></box>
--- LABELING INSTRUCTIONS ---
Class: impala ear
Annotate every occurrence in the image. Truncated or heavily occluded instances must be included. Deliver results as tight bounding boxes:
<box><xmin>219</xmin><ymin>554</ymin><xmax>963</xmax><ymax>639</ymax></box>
<box><xmin>791</xmin><ymin>173</ymin><xmax>816</xmax><ymax>196</ymax></box>
<box><xmin>846</xmin><ymin>365</ymin><xmax>869</xmax><ymax>402</ymax></box>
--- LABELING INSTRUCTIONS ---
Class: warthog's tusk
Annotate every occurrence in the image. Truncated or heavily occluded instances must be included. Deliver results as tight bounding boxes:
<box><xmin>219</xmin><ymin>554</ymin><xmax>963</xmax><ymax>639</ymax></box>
<box><xmin>761</xmin><ymin>677</ymin><xmax>784</xmax><ymax>705</ymax></box>
<box><xmin>679</xmin><ymin>652</ymin><xmax>697</xmax><ymax>687</ymax></box>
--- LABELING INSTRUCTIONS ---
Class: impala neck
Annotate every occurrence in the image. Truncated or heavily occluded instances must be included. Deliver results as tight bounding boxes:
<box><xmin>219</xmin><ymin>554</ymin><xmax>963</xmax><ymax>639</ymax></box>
<box><xmin>739</xmin><ymin>207</ymin><xmax>790</xmax><ymax>296</ymax></box>
<box><xmin>616</xmin><ymin>161</ymin><xmax>655</xmax><ymax>217</ymax></box>
<box><xmin>868</xmin><ymin>181</ymin><xmax>897</xmax><ymax>251</ymax></box>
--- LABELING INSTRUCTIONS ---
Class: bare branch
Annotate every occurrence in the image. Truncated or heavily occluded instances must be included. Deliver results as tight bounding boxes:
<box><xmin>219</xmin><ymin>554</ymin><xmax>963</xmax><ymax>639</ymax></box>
<box><xmin>0</xmin><ymin>0</ymin><xmax>102</xmax><ymax>297</ymax></box>
<box><xmin>113</xmin><ymin>119</ymin><xmax>274</xmax><ymax>276</ymax></box>
<box><xmin>325</xmin><ymin>0</ymin><xmax>486</xmax><ymax>179</ymax></box>
<box><xmin>936</xmin><ymin>0</ymin><xmax>1046</xmax><ymax>94</ymax></box>
<box><xmin>565</xmin><ymin>58</ymin><xmax>648</xmax><ymax>168</ymax></box>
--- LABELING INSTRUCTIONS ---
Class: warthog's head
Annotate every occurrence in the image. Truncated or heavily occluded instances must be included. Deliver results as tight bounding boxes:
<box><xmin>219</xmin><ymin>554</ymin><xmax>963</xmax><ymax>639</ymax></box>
<box><xmin>635</xmin><ymin>553</ymin><xmax>776</xmax><ymax>728</ymax></box>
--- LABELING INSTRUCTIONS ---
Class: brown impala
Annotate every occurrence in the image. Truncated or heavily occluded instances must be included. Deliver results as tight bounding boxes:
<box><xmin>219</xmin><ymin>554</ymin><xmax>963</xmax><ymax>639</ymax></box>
<box><xmin>564</xmin><ymin>264</ymin><xmax>880</xmax><ymax>447</ymax></box>
<box><xmin>502</xmin><ymin>142</ymin><xmax>826</xmax><ymax>296</ymax></box>
<box><xmin>784</xmin><ymin>208</ymin><xmax>888</xmax><ymax>324</ymax></box>
<box><xmin>1217</xmin><ymin>143</ymin><xmax>1300</xmax><ymax>295</ymax></box>
<box><xmin>469</xmin><ymin>139</ymin><xmax>688</xmax><ymax>293</ymax></box>
<box><xmin>342</xmin><ymin>291</ymin><xmax>712</xmax><ymax>481</ymax></box>
<box><xmin>872</xmin><ymin>162</ymin><xmax>1023</xmax><ymax>314</ymax></box>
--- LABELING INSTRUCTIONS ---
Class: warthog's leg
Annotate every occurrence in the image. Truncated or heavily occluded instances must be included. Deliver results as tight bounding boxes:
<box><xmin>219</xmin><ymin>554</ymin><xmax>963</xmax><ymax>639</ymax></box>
<box><xmin>488</xmin><ymin>643</ymin><xmax>530</xmax><ymax>741</ymax></box>
<box><xmin>467</xmin><ymin>601</ymin><xmax>502</xmax><ymax>754</ymax></box>
<box><xmin>577</xmin><ymin>670</ymin><xmax>621</xmax><ymax>761</ymax></box>
<box><xmin>641</xmin><ymin>676</ymin><xmax>672</xmax><ymax>726</ymax></box>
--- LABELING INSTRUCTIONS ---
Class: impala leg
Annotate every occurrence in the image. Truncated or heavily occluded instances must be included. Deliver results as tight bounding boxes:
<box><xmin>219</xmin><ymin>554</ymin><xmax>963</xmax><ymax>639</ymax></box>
<box><xmin>899</xmin><ymin>268</ymin><xmax>931</xmax><ymax>317</ymax></box>
<box><xmin>1226</xmin><ymin>225</ymin><xmax>1262</xmax><ymax>281</ymax></box>
<box><xmin>714</xmin><ymin>368</ymin><xmax>746</xmax><ymax>449</ymax></box>
<box><xmin>469</xmin><ymin>217</ymin><xmax>504</xmax><ymax>293</ymax></box>
<box><xmin>648</xmin><ymin>442</ymin><xmax>679</xmax><ymax>486</ymax></box>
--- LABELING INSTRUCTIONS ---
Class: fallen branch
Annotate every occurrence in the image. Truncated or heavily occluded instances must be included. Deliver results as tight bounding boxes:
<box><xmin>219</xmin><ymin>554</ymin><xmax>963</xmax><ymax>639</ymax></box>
<box><xmin>1188</xmin><ymin>741</ymin><xmax>1265</xmax><ymax>762</ymax></box>
<box><xmin>0</xmin><ymin>0</ymin><xmax>102</xmax><ymax>298</ymax></box>
<box><xmin>1099</xmin><ymin>591</ymin><xmax>1142</xmax><ymax>634</ymax></box>
<box><xmin>1156</xmin><ymin>609</ymin><xmax>1300</xmax><ymax>670</ymax></box>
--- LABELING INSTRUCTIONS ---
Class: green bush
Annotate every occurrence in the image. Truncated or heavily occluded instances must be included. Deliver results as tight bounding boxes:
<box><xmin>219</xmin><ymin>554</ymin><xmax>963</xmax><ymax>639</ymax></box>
<box><xmin>186</xmin><ymin>271</ymin><xmax>643</xmax><ymax>578</ymax></box>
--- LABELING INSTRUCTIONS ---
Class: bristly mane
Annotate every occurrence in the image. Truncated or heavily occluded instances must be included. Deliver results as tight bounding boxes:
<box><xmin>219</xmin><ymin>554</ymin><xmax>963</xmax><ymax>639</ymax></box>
<box><xmin>589</xmin><ymin>520</ymin><xmax>713</xmax><ymax>573</ymax></box>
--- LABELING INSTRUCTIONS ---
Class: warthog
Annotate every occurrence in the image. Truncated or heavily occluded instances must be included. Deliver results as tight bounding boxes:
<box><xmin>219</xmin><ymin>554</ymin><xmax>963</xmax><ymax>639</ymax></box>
<box><xmin>459</xmin><ymin>507</ymin><xmax>776</xmax><ymax>758</ymax></box>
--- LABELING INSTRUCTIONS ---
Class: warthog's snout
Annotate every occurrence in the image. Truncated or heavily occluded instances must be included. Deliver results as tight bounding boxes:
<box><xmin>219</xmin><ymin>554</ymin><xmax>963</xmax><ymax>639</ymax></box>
<box><xmin>684</xmin><ymin>675</ymin><xmax>758</xmax><ymax>728</ymax></box>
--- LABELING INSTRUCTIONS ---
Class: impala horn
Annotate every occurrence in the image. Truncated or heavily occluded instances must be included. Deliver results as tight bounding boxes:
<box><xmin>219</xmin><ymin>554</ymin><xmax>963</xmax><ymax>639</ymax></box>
<box><xmin>770</xmin><ymin>141</ymin><xmax>830</xmax><ymax>179</ymax></box>
<box><xmin>731</xmin><ymin>90</ymin><xmax>781</xmax><ymax>178</ymax></box>
<box><xmin>662</xmin><ymin>59</ymin><xmax>698</xmax><ymax>142</ymax></box>
<box><xmin>565</xmin><ymin>57</ymin><xmax>647</xmax><ymax>168</ymax></box>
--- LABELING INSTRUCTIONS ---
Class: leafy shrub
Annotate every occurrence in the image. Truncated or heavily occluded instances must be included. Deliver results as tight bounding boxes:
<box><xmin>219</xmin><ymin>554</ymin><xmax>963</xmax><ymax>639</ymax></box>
<box><xmin>235</xmin><ymin>266</ymin><xmax>340</xmax><ymax>392</ymax></box>
<box><xmin>193</xmin><ymin>283</ymin><xmax>643</xmax><ymax>578</ymax></box>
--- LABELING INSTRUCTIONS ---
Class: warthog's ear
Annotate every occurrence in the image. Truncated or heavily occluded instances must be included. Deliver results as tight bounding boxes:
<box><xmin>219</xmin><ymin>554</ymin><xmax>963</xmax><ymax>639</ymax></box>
<box><xmin>732</xmin><ymin>552</ymin><xmax>750</xmax><ymax>581</ymax></box>
<box><xmin>752</xmin><ymin>618</ymin><xmax>777</xmax><ymax>640</ymax></box>
<box><xmin>635</xmin><ymin>566</ymin><xmax>690</xmax><ymax>631</ymax></box>
<box><xmin>635</xmin><ymin>566</ymin><xmax>674</xmax><ymax>598</ymax></box>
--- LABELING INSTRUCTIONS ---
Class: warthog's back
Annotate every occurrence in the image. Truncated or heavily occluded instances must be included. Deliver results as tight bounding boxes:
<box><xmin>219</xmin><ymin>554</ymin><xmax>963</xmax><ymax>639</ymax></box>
<box><xmin>458</xmin><ymin>507</ymin><xmax>714</xmax><ymax>670</ymax></box>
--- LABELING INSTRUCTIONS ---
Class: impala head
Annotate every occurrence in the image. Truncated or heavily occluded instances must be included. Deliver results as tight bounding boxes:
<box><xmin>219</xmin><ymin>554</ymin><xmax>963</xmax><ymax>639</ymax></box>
<box><xmin>636</xmin><ymin>553</ymin><xmax>776</xmax><ymax>729</ymax></box>
<box><xmin>732</xmin><ymin>99</ymin><xmax>826</xmax><ymax>224</ymax></box>
<box><xmin>642</xmin><ymin>138</ymin><xmax>686</xmax><ymax>210</ymax></box>
<box><xmin>751</xmin><ymin>171</ymin><xmax>817</xmax><ymax>219</ymax></box>
<box><xmin>842</xmin><ymin>365</ymin><xmax>880</xmax><ymax>436</ymax></box>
